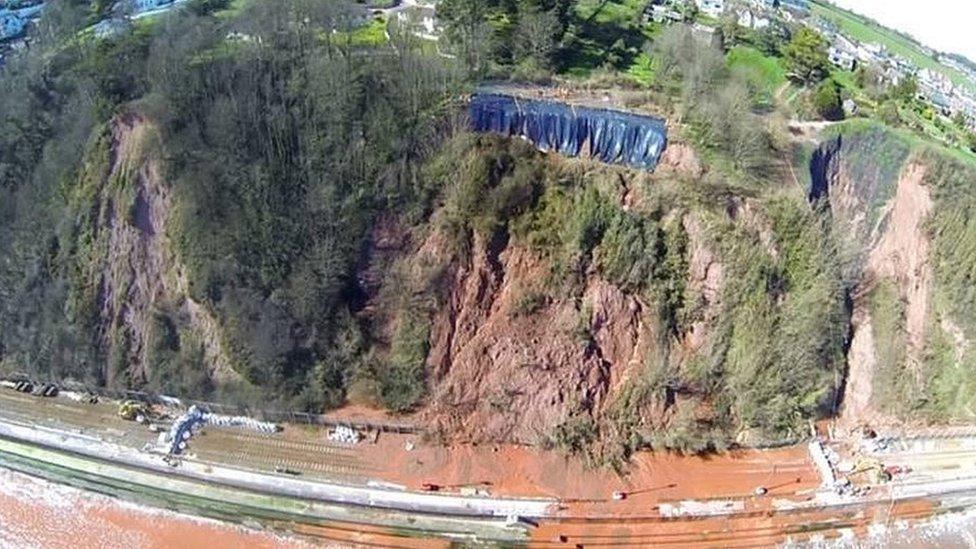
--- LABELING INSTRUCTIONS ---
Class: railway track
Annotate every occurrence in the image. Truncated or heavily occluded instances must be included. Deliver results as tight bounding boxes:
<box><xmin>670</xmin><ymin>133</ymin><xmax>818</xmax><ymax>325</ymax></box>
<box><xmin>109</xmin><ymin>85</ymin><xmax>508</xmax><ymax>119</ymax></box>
<box><xmin>5</xmin><ymin>389</ymin><xmax>976</xmax><ymax>546</ymax></box>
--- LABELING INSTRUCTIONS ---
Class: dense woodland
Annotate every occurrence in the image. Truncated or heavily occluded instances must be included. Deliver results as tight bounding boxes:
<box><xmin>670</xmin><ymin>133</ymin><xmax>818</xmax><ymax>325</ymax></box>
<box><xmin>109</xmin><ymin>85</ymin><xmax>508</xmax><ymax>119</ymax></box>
<box><xmin>0</xmin><ymin>0</ymin><xmax>465</xmax><ymax>408</ymax></box>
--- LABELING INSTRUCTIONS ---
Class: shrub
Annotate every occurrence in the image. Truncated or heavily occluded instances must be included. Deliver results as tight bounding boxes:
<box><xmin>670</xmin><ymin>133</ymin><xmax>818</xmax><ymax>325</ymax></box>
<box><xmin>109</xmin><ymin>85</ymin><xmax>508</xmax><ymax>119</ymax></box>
<box><xmin>511</xmin><ymin>289</ymin><xmax>548</xmax><ymax>318</ymax></box>
<box><xmin>547</xmin><ymin>414</ymin><xmax>598</xmax><ymax>455</ymax></box>
<box><xmin>783</xmin><ymin>27</ymin><xmax>829</xmax><ymax>84</ymax></box>
<box><xmin>813</xmin><ymin>79</ymin><xmax>843</xmax><ymax>121</ymax></box>
<box><xmin>380</xmin><ymin>306</ymin><xmax>432</xmax><ymax>413</ymax></box>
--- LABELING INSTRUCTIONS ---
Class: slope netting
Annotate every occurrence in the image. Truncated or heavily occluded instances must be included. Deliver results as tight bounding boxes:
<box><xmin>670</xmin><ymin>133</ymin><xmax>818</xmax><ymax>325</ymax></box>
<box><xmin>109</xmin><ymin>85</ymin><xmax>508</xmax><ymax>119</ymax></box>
<box><xmin>470</xmin><ymin>93</ymin><xmax>668</xmax><ymax>171</ymax></box>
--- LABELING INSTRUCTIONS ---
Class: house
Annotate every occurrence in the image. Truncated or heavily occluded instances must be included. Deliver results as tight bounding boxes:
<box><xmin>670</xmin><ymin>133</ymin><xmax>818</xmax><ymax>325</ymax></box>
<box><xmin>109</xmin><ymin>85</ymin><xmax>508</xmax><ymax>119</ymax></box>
<box><xmin>928</xmin><ymin>91</ymin><xmax>953</xmax><ymax>116</ymax></box>
<box><xmin>780</xmin><ymin>0</ymin><xmax>809</xmax><ymax>13</ymax></box>
<box><xmin>646</xmin><ymin>2</ymin><xmax>684</xmax><ymax>24</ymax></box>
<box><xmin>130</xmin><ymin>0</ymin><xmax>177</xmax><ymax>15</ymax></box>
<box><xmin>695</xmin><ymin>0</ymin><xmax>724</xmax><ymax>18</ymax></box>
<box><xmin>828</xmin><ymin>47</ymin><xmax>856</xmax><ymax>71</ymax></box>
<box><xmin>396</xmin><ymin>5</ymin><xmax>440</xmax><ymax>39</ymax></box>
<box><xmin>855</xmin><ymin>42</ymin><xmax>885</xmax><ymax>64</ymax></box>
<box><xmin>738</xmin><ymin>9</ymin><xmax>769</xmax><ymax>29</ymax></box>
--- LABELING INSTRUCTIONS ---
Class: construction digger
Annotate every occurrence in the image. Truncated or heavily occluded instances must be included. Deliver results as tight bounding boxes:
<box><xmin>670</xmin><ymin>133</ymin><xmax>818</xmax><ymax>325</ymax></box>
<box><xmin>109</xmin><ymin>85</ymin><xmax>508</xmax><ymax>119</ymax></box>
<box><xmin>850</xmin><ymin>456</ymin><xmax>891</xmax><ymax>485</ymax></box>
<box><xmin>118</xmin><ymin>400</ymin><xmax>152</xmax><ymax>423</ymax></box>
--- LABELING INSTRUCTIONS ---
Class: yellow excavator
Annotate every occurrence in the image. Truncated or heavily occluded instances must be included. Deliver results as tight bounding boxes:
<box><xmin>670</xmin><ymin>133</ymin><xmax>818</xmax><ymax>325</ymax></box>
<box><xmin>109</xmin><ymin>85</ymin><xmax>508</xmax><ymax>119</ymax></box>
<box><xmin>118</xmin><ymin>400</ymin><xmax>151</xmax><ymax>423</ymax></box>
<box><xmin>850</xmin><ymin>456</ymin><xmax>891</xmax><ymax>485</ymax></box>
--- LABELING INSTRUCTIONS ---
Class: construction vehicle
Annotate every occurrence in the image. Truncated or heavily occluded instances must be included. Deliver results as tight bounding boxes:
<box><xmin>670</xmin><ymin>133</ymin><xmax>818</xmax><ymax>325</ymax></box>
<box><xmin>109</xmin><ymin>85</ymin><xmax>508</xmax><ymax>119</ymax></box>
<box><xmin>118</xmin><ymin>400</ymin><xmax>151</xmax><ymax>423</ymax></box>
<box><xmin>850</xmin><ymin>456</ymin><xmax>890</xmax><ymax>485</ymax></box>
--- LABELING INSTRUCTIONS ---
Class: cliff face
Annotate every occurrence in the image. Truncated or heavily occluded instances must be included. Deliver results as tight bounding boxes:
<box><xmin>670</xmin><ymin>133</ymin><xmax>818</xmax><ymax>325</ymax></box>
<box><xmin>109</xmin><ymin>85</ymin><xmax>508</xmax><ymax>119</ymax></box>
<box><xmin>810</xmin><ymin>125</ymin><xmax>976</xmax><ymax>426</ymax></box>
<box><xmin>408</xmin><ymin>209</ymin><xmax>725</xmax><ymax>446</ymax></box>
<box><xmin>10</xmin><ymin>112</ymin><xmax>976</xmax><ymax>449</ymax></box>
<box><xmin>417</xmin><ymin>232</ymin><xmax>645</xmax><ymax>444</ymax></box>
<box><xmin>69</xmin><ymin>114</ymin><xmax>236</xmax><ymax>391</ymax></box>
<box><xmin>359</xmin><ymin>135</ymin><xmax>824</xmax><ymax>452</ymax></box>
<box><xmin>838</xmin><ymin>161</ymin><xmax>932</xmax><ymax>426</ymax></box>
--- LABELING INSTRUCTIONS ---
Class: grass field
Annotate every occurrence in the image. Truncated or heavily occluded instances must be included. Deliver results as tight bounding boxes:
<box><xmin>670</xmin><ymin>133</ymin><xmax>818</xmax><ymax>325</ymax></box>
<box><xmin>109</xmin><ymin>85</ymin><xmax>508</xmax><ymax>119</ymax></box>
<box><xmin>809</xmin><ymin>0</ymin><xmax>975</xmax><ymax>94</ymax></box>
<box><xmin>562</xmin><ymin>0</ymin><xmax>654</xmax><ymax>77</ymax></box>
<box><xmin>348</xmin><ymin>15</ymin><xmax>389</xmax><ymax>47</ymax></box>
<box><xmin>727</xmin><ymin>46</ymin><xmax>787</xmax><ymax>97</ymax></box>
<box><xmin>627</xmin><ymin>51</ymin><xmax>656</xmax><ymax>86</ymax></box>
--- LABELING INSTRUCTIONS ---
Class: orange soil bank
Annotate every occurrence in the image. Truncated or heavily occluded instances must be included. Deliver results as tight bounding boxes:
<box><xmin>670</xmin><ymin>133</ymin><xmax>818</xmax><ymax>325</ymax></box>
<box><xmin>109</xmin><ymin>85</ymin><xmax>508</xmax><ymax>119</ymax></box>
<box><xmin>359</xmin><ymin>434</ymin><xmax>818</xmax><ymax>504</ymax></box>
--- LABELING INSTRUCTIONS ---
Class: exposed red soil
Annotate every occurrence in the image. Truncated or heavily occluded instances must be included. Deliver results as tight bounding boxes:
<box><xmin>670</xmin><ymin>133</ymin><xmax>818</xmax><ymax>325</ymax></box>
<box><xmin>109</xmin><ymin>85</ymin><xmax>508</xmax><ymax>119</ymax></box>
<box><xmin>360</xmin><ymin>433</ymin><xmax>818</xmax><ymax>504</ymax></box>
<box><xmin>657</xmin><ymin>142</ymin><xmax>704</xmax><ymax>179</ymax></box>
<box><xmin>326</xmin><ymin>403</ymin><xmax>417</xmax><ymax>425</ymax></box>
<box><xmin>352</xmin><ymin>433</ymin><xmax>944</xmax><ymax>546</ymax></box>
<box><xmin>841</xmin><ymin>162</ymin><xmax>932</xmax><ymax>428</ymax></box>
<box><xmin>419</xmin><ymin>233</ymin><xmax>632</xmax><ymax>443</ymax></box>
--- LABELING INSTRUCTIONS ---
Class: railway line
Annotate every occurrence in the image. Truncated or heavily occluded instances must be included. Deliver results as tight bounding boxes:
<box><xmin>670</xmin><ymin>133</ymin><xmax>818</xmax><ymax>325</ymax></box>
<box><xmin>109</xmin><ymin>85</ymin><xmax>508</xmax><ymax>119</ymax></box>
<box><xmin>3</xmin><ymin>388</ymin><xmax>976</xmax><ymax>546</ymax></box>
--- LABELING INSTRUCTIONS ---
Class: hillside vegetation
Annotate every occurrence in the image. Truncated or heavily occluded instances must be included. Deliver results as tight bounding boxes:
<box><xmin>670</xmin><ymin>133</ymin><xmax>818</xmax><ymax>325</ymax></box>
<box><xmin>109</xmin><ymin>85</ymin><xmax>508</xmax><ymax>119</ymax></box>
<box><xmin>0</xmin><ymin>0</ymin><xmax>463</xmax><ymax>409</ymax></box>
<box><xmin>2</xmin><ymin>1</ymin><xmax>976</xmax><ymax>459</ymax></box>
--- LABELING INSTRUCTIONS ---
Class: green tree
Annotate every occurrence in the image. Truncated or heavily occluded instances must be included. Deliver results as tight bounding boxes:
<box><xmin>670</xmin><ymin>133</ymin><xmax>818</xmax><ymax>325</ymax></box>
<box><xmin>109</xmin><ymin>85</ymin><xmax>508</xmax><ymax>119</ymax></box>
<box><xmin>854</xmin><ymin>64</ymin><xmax>885</xmax><ymax>100</ymax></box>
<box><xmin>755</xmin><ymin>20</ymin><xmax>790</xmax><ymax>57</ymax></box>
<box><xmin>513</xmin><ymin>4</ymin><xmax>562</xmax><ymax>70</ymax></box>
<box><xmin>783</xmin><ymin>27</ymin><xmax>829</xmax><ymax>85</ymax></box>
<box><xmin>952</xmin><ymin>111</ymin><xmax>970</xmax><ymax>130</ymax></box>
<box><xmin>966</xmin><ymin>131</ymin><xmax>976</xmax><ymax>153</ymax></box>
<box><xmin>891</xmin><ymin>74</ymin><xmax>918</xmax><ymax>103</ymax></box>
<box><xmin>878</xmin><ymin>99</ymin><xmax>901</xmax><ymax>126</ymax></box>
<box><xmin>438</xmin><ymin>0</ymin><xmax>571</xmax><ymax>71</ymax></box>
<box><xmin>717</xmin><ymin>11</ymin><xmax>745</xmax><ymax>51</ymax></box>
<box><xmin>438</xmin><ymin>0</ymin><xmax>495</xmax><ymax>74</ymax></box>
<box><xmin>813</xmin><ymin>79</ymin><xmax>843</xmax><ymax>120</ymax></box>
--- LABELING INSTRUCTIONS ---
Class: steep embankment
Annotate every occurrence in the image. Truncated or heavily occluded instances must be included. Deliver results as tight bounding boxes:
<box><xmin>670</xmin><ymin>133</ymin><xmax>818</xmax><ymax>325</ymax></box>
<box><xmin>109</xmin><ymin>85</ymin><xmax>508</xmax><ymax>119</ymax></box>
<box><xmin>841</xmin><ymin>162</ymin><xmax>931</xmax><ymax>426</ymax></box>
<box><xmin>20</xmin><ymin>107</ymin><xmax>976</xmax><ymax>453</ymax></box>
<box><xmin>66</xmin><ymin>114</ymin><xmax>235</xmax><ymax>392</ymax></box>
<box><xmin>356</xmin><ymin>133</ymin><xmax>847</xmax><ymax>454</ymax></box>
<box><xmin>810</xmin><ymin>124</ymin><xmax>976</xmax><ymax>426</ymax></box>
<box><xmin>417</xmin><ymin>232</ymin><xmax>645</xmax><ymax>443</ymax></box>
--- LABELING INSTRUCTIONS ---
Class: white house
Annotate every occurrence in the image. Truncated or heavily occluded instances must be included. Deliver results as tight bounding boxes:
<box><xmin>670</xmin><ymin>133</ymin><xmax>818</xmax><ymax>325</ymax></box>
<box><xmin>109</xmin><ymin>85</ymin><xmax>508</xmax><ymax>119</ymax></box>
<box><xmin>396</xmin><ymin>5</ymin><xmax>440</xmax><ymax>39</ymax></box>
<box><xmin>647</xmin><ymin>3</ymin><xmax>683</xmax><ymax>24</ymax></box>
<box><xmin>855</xmin><ymin>42</ymin><xmax>885</xmax><ymax>64</ymax></box>
<box><xmin>738</xmin><ymin>9</ymin><xmax>769</xmax><ymax>29</ymax></box>
<box><xmin>695</xmin><ymin>0</ymin><xmax>725</xmax><ymax>18</ymax></box>
<box><xmin>828</xmin><ymin>47</ymin><xmax>856</xmax><ymax>71</ymax></box>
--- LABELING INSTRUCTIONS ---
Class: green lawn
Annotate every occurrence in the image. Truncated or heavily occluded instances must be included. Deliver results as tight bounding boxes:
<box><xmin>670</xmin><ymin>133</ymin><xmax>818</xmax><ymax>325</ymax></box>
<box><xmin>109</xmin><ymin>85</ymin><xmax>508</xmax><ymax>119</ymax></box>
<box><xmin>561</xmin><ymin>0</ymin><xmax>654</xmax><ymax>77</ymax></box>
<box><xmin>727</xmin><ymin>46</ymin><xmax>786</xmax><ymax>95</ymax></box>
<box><xmin>627</xmin><ymin>51</ymin><xmax>656</xmax><ymax>86</ymax></box>
<box><xmin>809</xmin><ymin>0</ymin><xmax>975</xmax><ymax>94</ymax></box>
<box><xmin>828</xmin><ymin>65</ymin><xmax>874</xmax><ymax>107</ymax></box>
<box><xmin>346</xmin><ymin>15</ymin><xmax>389</xmax><ymax>47</ymax></box>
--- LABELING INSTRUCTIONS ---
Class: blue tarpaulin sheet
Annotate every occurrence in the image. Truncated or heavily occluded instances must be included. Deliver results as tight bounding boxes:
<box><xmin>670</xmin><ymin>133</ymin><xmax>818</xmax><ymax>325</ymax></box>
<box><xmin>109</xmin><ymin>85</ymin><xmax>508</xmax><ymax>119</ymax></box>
<box><xmin>469</xmin><ymin>93</ymin><xmax>668</xmax><ymax>171</ymax></box>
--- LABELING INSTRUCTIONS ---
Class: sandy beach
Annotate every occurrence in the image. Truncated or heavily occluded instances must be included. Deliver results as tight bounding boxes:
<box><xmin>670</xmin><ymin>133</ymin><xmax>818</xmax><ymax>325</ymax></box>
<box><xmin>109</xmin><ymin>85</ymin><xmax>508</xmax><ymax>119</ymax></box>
<box><xmin>0</xmin><ymin>468</ymin><xmax>310</xmax><ymax>549</ymax></box>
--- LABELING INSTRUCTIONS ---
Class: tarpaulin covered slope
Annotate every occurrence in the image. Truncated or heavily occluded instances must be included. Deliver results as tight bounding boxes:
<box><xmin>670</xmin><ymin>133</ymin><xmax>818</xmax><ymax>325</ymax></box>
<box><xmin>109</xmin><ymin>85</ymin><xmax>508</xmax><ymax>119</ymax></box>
<box><xmin>470</xmin><ymin>93</ymin><xmax>668</xmax><ymax>171</ymax></box>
